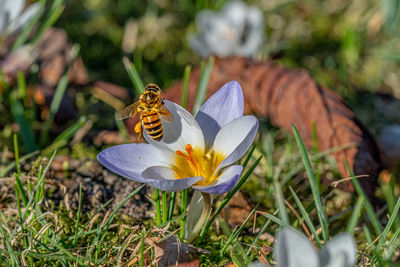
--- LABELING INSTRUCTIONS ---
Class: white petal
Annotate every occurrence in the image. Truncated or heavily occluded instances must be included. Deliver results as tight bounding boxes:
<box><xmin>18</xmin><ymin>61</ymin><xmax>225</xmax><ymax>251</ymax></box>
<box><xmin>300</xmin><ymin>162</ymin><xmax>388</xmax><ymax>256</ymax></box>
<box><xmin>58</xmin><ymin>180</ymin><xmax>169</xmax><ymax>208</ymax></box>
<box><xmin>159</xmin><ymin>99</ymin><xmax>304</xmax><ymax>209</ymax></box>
<box><xmin>196</xmin><ymin>81</ymin><xmax>244</xmax><ymax>147</ymax></box>
<box><xmin>275</xmin><ymin>228</ymin><xmax>319</xmax><ymax>267</ymax></box>
<box><xmin>97</xmin><ymin>143</ymin><xmax>171</xmax><ymax>183</ymax></box>
<box><xmin>184</xmin><ymin>190</ymin><xmax>204</xmax><ymax>240</ymax></box>
<box><xmin>7</xmin><ymin>3</ymin><xmax>40</xmax><ymax>33</ymax></box>
<box><xmin>319</xmin><ymin>233</ymin><xmax>356</xmax><ymax>267</ymax></box>
<box><xmin>222</xmin><ymin>0</ymin><xmax>248</xmax><ymax>28</ymax></box>
<box><xmin>143</xmin><ymin>100</ymin><xmax>205</xmax><ymax>154</ymax></box>
<box><xmin>188</xmin><ymin>35</ymin><xmax>210</xmax><ymax>58</ymax></box>
<box><xmin>196</xmin><ymin>10</ymin><xmax>237</xmax><ymax>57</ymax></box>
<box><xmin>212</xmin><ymin>116</ymin><xmax>258</xmax><ymax>171</ymax></box>
<box><xmin>0</xmin><ymin>11</ymin><xmax>8</xmax><ymax>33</ymax></box>
<box><xmin>1</xmin><ymin>0</ymin><xmax>25</xmax><ymax>22</ymax></box>
<box><xmin>142</xmin><ymin>166</ymin><xmax>203</xmax><ymax>192</ymax></box>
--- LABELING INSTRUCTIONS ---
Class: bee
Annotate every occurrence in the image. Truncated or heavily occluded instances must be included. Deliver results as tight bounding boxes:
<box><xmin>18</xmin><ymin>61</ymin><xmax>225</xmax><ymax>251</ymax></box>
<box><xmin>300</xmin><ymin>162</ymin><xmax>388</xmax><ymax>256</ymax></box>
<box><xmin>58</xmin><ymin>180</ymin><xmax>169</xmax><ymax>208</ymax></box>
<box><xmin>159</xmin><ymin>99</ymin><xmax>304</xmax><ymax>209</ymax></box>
<box><xmin>116</xmin><ymin>84</ymin><xmax>174</xmax><ymax>141</ymax></box>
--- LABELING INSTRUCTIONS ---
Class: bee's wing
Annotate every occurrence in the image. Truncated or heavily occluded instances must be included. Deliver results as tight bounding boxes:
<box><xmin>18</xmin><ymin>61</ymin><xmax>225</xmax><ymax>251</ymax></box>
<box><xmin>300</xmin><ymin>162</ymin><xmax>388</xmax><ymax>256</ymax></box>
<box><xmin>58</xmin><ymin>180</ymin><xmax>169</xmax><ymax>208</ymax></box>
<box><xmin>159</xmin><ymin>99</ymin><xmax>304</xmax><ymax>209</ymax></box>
<box><xmin>159</xmin><ymin>105</ymin><xmax>174</xmax><ymax>122</ymax></box>
<box><xmin>115</xmin><ymin>101</ymin><xmax>140</xmax><ymax>120</ymax></box>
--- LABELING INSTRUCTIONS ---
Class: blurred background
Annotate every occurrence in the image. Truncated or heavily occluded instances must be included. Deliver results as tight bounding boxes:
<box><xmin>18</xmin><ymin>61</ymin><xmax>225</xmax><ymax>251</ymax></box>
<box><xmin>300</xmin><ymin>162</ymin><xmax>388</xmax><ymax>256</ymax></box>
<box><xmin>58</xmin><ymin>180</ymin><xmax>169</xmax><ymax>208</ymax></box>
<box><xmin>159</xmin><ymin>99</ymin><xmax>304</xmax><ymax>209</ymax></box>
<box><xmin>57</xmin><ymin>0</ymin><xmax>400</xmax><ymax>94</ymax></box>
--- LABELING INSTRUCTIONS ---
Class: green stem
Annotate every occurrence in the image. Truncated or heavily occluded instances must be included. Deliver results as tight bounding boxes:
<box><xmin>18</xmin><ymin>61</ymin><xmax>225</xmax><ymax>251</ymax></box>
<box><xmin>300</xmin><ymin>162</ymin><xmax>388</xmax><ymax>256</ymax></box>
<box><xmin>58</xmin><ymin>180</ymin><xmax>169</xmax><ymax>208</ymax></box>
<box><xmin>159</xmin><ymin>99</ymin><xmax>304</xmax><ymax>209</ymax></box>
<box><xmin>162</xmin><ymin>191</ymin><xmax>168</xmax><ymax>223</ymax></box>
<box><xmin>185</xmin><ymin>192</ymin><xmax>212</xmax><ymax>243</ymax></box>
<box><xmin>180</xmin><ymin>189</ymin><xmax>188</xmax><ymax>239</ymax></box>
<box><xmin>168</xmin><ymin>192</ymin><xmax>177</xmax><ymax>220</ymax></box>
<box><xmin>154</xmin><ymin>189</ymin><xmax>161</xmax><ymax>225</ymax></box>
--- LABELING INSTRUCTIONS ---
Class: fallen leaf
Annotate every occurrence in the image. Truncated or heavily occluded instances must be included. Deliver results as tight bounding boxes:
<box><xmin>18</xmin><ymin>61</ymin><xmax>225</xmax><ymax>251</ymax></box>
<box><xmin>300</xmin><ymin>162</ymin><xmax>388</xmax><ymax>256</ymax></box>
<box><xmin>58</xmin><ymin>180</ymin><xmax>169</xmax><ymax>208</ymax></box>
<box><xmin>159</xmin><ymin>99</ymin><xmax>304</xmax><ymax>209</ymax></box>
<box><xmin>222</xmin><ymin>191</ymin><xmax>252</xmax><ymax>226</ymax></box>
<box><xmin>147</xmin><ymin>235</ymin><xmax>208</xmax><ymax>267</ymax></box>
<box><xmin>164</xmin><ymin>56</ymin><xmax>383</xmax><ymax>202</ymax></box>
<box><xmin>258</xmin><ymin>245</ymin><xmax>272</xmax><ymax>264</ymax></box>
<box><xmin>168</xmin><ymin>260</ymin><xmax>200</xmax><ymax>267</ymax></box>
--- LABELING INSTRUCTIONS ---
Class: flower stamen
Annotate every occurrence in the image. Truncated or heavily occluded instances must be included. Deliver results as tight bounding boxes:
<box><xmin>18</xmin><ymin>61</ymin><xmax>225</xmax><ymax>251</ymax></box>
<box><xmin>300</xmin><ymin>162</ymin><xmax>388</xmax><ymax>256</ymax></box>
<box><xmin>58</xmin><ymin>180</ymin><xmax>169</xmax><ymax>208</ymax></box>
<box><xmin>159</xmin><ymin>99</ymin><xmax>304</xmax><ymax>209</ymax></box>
<box><xmin>174</xmin><ymin>144</ymin><xmax>224</xmax><ymax>186</ymax></box>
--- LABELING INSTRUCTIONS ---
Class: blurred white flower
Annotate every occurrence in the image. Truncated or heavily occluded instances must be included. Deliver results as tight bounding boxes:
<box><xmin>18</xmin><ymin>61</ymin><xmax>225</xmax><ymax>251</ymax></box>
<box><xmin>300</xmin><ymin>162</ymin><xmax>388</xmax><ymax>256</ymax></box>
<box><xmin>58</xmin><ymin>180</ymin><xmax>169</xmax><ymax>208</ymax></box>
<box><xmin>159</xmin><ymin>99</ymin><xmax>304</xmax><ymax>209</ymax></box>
<box><xmin>189</xmin><ymin>0</ymin><xmax>264</xmax><ymax>58</ymax></box>
<box><xmin>275</xmin><ymin>228</ymin><xmax>357</xmax><ymax>267</ymax></box>
<box><xmin>0</xmin><ymin>0</ymin><xmax>40</xmax><ymax>36</ymax></box>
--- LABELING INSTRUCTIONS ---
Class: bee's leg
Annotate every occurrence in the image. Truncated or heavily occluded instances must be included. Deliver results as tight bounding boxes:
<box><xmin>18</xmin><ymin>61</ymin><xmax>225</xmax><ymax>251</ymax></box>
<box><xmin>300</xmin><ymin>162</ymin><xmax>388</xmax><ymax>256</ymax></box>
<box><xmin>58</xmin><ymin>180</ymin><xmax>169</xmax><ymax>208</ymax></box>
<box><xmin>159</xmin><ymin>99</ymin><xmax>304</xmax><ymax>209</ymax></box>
<box><xmin>134</xmin><ymin>121</ymin><xmax>143</xmax><ymax>140</ymax></box>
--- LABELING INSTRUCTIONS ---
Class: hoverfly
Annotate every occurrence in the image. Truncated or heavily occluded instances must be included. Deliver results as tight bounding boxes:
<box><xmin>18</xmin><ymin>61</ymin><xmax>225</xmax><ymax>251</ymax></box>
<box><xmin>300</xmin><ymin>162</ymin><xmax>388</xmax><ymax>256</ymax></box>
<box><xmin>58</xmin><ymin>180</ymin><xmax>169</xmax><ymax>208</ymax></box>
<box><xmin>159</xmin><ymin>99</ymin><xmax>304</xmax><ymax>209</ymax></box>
<box><xmin>116</xmin><ymin>84</ymin><xmax>174</xmax><ymax>141</ymax></box>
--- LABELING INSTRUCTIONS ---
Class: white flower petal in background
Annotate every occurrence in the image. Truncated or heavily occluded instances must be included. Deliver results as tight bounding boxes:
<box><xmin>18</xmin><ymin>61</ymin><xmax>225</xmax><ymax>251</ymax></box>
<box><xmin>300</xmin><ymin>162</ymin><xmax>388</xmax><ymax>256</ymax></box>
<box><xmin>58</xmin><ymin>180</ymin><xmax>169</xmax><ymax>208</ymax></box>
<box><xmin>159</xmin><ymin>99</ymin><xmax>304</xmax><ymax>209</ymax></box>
<box><xmin>189</xmin><ymin>0</ymin><xmax>264</xmax><ymax>58</ymax></box>
<box><xmin>275</xmin><ymin>228</ymin><xmax>319</xmax><ymax>267</ymax></box>
<box><xmin>275</xmin><ymin>228</ymin><xmax>357</xmax><ymax>267</ymax></box>
<box><xmin>319</xmin><ymin>233</ymin><xmax>356</xmax><ymax>267</ymax></box>
<box><xmin>7</xmin><ymin>2</ymin><xmax>40</xmax><ymax>34</ymax></box>
<box><xmin>0</xmin><ymin>0</ymin><xmax>25</xmax><ymax>24</ymax></box>
<box><xmin>0</xmin><ymin>0</ymin><xmax>41</xmax><ymax>36</ymax></box>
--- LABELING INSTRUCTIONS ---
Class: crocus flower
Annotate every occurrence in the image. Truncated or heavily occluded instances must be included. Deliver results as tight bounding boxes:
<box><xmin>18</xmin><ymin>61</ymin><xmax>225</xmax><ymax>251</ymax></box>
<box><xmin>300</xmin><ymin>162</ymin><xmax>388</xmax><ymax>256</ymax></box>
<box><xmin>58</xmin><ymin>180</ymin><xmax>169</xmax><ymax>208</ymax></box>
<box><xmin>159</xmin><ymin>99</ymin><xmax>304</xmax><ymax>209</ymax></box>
<box><xmin>0</xmin><ymin>0</ymin><xmax>40</xmax><ymax>37</ymax></box>
<box><xmin>98</xmin><ymin>81</ymin><xmax>258</xmax><ymax>194</ymax></box>
<box><xmin>189</xmin><ymin>0</ymin><xmax>264</xmax><ymax>58</ymax></box>
<box><xmin>275</xmin><ymin>228</ymin><xmax>357</xmax><ymax>267</ymax></box>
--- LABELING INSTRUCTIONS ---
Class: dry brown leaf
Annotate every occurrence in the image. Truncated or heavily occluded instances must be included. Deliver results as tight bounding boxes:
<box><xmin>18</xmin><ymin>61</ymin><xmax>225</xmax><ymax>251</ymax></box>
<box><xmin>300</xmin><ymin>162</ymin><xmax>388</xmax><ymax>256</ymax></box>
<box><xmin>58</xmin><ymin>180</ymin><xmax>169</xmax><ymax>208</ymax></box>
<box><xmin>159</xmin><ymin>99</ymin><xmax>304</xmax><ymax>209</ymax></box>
<box><xmin>167</xmin><ymin>260</ymin><xmax>200</xmax><ymax>267</ymax></box>
<box><xmin>37</xmin><ymin>28</ymin><xmax>89</xmax><ymax>87</ymax></box>
<box><xmin>222</xmin><ymin>191</ymin><xmax>252</xmax><ymax>226</ymax></box>
<box><xmin>164</xmin><ymin>56</ymin><xmax>383</xmax><ymax>202</ymax></box>
<box><xmin>0</xmin><ymin>45</ymin><xmax>36</xmax><ymax>83</ymax></box>
<box><xmin>146</xmin><ymin>235</ymin><xmax>207</xmax><ymax>267</ymax></box>
<box><xmin>258</xmin><ymin>245</ymin><xmax>272</xmax><ymax>264</ymax></box>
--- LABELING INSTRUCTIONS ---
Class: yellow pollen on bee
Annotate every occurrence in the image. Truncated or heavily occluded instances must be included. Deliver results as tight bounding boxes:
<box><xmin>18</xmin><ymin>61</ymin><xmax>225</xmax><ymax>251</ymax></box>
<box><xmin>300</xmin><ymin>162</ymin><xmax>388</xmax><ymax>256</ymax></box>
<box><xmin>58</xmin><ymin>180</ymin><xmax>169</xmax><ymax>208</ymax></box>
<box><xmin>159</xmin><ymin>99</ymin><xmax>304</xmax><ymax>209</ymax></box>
<box><xmin>173</xmin><ymin>144</ymin><xmax>224</xmax><ymax>186</ymax></box>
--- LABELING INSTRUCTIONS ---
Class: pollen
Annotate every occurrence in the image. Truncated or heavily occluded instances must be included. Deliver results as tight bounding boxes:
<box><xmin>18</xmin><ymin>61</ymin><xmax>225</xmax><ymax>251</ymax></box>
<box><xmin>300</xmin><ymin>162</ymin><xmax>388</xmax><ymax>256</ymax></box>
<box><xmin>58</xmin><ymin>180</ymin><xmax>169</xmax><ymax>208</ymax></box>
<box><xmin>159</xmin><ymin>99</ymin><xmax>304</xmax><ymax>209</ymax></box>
<box><xmin>174</xmin><ymin>144</ymin><xmax>224</xmax><ymax>186</ymax></box>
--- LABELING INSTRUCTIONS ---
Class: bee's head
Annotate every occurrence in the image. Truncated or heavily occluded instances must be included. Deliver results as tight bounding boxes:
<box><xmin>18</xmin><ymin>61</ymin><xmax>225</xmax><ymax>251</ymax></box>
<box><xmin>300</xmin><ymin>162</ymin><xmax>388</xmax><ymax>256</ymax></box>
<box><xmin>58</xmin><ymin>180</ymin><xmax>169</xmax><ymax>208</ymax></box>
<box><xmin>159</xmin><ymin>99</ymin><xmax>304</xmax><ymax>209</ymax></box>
<box><xmin>144</xmin><ymin>84</ymin><xmax>161</xmax><ymax>94</ymax></box>
<box><xmin>143</xmin><ymin>84</ymin><xmax>161</xmax><ymax>107</ymax></box>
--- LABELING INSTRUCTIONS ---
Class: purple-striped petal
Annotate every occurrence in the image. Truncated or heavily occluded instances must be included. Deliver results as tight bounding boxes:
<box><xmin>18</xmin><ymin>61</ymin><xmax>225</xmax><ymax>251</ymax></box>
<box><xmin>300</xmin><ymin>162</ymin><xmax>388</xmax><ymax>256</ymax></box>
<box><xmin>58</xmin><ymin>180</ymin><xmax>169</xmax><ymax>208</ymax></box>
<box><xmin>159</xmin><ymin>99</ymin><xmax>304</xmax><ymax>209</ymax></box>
<box><xmin>196</xmin><ymin>81</ymin><xmax>244</xmax><ymax>147</ymax></box>
<box><xmin>213</xmin><ymin>115</ymin><xmax>258</xmax><ymax>172</ymax></box>
<box><xmin>193</xmin><ymin>165</ymin><xmax>243</xmax><ymax>194</ymax></box>
<box><xmin>97</xmin><ymin>143</ymin><xmax>170</xmax><ymax>183</ymax></box>
<box><xmin>142</xmin><ymin>166</ymin><xmax>203</xmax><ymax>192</ymax></box>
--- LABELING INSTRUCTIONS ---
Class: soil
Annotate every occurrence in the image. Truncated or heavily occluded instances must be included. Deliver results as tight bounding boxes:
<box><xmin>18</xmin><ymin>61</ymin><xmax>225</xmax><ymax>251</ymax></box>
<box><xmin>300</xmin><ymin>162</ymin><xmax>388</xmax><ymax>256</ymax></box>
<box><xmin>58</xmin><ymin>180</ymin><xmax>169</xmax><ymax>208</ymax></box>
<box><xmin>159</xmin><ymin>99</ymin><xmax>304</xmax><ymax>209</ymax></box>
<box><xmin>0</xmin><ymin>154</ymin><xmax>152</xmax><ymax>220</ymax></box>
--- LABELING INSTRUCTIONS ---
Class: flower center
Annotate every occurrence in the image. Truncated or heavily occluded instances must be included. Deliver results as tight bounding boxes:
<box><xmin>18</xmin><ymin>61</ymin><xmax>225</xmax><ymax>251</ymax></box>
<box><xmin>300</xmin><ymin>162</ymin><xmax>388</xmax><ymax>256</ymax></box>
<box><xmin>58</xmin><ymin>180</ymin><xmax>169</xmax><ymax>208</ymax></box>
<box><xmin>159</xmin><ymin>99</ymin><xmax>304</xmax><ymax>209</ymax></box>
<box><xmin>173</xmin><ymin>144</ymin><xmax>224</xmax><ymax>186</ymax></box>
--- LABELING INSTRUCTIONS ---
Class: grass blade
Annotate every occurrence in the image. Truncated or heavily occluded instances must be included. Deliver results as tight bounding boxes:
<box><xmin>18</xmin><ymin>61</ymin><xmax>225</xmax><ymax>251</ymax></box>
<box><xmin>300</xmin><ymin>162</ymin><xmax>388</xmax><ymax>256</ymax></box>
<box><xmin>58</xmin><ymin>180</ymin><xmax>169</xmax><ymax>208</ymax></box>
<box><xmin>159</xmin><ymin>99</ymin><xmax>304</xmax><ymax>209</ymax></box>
<box><xmin>31</xmin><ymin>0</ymin><xmax>65</xmax><ymax>46</ymax></box>
<box><xmin>11</xmin><ymin>0</ymin><xmax>45</xmax><ymax>51</ymax></box>
<box><xmin>197</xmin><ymin>155</ymin><xmax>262</xmax><ymax>243</ymax></box>
<box><xmin>376</xmin><ymin>197</ymin><xmax>400</xmax><ymax>252</ymax></box>
<box><xmin>181</xmin><ymin>65</ymin><xmax>191</xmax><ymax>108</ymax></box>
<box><xmin>40</xmin><ymin>45</ymin><xmax>80</xmax><ymax>147</ymax></box>
<box><xmin>123</xmin><ymin>56</ymin><xmax>145</xmax><ymax>96</ymax></box>
<box><xmin>291</xmin><ymin>124</ymin><xmax>329</xmax><ymax>241</ymax></box>
<box><xmin>346</xmin><ymin>195</ymin><xmax>364</xmax><ymax>235</ymax></box>
<box><xmin>168</xmin><ymin>192</ymin><xmax>177</xmax><ymax>220</ymax></box>
<box><xmin>180</xmin><ymin>189</ymin><xmax>188</xmax><ymax>239</ymax></box>
<box><xmin>241</xmin><ymin>144</ymin><xmax>256</xmax><ymax>170</ymax></box>
<box><xmin>10</xmin><ymin>150</ymin><xmax>57</xmax><ymax>240</ymax></box>
<box><xmin>10</xmin><ymin>93</ymin><xmax>38</xmax><ymax>152</ymax></box>
<box><xmin>344</xmin><ymin>160</ymin><xmax>383</xmax><ymax>235</ymax></box>
<box><xmin>192</xmin><ymin>56</ymin><xmax>214</xmax><ymax>116</ymax></box>
<box><xmin>289</xmin><ymin>186</ymin><xmax>322</xmax><ymax>247</ymax></box>
<box><xmin>0</xmin><ymin>150</ymin><xmax>39</xmax><ymax>177</ymax></box>
<box><xmin>53</xmin><ymin>116</ymin><xmax>87</xmax><ymax>144</ymax></box>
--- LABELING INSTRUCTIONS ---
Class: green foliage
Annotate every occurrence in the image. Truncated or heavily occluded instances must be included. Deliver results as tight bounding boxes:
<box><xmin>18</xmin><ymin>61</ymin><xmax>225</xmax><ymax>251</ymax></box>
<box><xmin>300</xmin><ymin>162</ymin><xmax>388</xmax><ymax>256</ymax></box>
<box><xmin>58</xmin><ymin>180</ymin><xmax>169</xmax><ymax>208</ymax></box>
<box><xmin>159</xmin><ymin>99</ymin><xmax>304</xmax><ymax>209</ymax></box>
<box><xmin>1</xmin><ymin>0</ymin><xmax>400</xmax><ymax>265</ymax></box>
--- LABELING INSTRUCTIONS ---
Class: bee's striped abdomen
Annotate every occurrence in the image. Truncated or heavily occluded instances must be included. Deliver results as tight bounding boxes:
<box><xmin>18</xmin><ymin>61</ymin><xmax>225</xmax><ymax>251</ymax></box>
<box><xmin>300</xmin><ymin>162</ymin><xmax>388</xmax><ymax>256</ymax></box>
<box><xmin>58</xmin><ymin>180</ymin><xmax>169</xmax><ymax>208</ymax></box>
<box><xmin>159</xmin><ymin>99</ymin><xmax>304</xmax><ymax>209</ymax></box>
<box><xmin>142</xmin><ymin>110</ymin><xmax>163</xmax><ymax>141</ymax></box>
